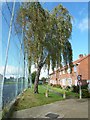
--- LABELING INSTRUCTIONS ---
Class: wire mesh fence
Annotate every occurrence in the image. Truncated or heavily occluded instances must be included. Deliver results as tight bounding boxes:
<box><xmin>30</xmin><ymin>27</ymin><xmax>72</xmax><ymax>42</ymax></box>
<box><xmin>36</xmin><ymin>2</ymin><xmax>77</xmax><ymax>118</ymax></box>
<box><xmin>0</xmin><ymin>1</ymin><xmax>28</xmax><ymax>118</ymax></box>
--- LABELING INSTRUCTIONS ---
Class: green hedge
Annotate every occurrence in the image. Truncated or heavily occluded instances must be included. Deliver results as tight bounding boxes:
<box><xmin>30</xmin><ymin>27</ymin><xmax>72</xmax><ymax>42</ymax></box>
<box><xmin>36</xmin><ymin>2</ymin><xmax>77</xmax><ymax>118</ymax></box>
<box><xmin>72</xmin><ymin>85</ymin><xmax>79</xmax><ymax>93</ymax></box>
<box><xmin>82</xmin><ymin>89</ymin><xmax>90</xmax><ymax>98</ymax></box>
<box><xmin>72</xmin><ymin>85</ymin><xmax>90</xmax><ymax>98</ymax></box>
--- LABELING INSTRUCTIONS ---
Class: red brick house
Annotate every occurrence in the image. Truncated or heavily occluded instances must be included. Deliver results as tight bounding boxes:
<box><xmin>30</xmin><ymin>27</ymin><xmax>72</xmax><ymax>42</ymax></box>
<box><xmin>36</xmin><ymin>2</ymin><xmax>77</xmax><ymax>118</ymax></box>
<box><xmin>49</xmin><ymin>54</ymin><xmax>90</xmax><ymax>88</ymax></box>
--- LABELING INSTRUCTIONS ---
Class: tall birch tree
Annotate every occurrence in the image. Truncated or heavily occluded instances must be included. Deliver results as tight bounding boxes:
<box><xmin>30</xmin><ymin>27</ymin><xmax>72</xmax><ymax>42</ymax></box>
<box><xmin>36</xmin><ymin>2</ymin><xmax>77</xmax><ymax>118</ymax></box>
<box><xmin>16</xmin><ymin>2</ymin><xmax>73</xmax><ymax>93</ymax></box>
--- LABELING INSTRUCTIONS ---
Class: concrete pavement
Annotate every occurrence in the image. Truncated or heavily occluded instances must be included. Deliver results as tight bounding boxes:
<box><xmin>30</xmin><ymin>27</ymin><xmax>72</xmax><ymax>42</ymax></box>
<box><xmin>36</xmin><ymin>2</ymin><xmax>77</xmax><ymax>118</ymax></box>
<box><xmin>12</xmin><ymin>99</ymin><xmax>88</xmax><ymax>118</ymax></box>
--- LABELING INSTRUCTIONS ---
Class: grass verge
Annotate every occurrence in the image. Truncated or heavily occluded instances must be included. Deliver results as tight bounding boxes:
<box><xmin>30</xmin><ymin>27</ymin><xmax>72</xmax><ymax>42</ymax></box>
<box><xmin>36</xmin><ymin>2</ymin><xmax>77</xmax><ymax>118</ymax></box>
<box><xmin>13</xmin><ymin>85</ymin><xmax>64</xmax><ymax>111</ymax></box>
<box><xmin>46</xmin><ymin>85</ymin><xmax>79</xmax><ymax>98</ymax></box>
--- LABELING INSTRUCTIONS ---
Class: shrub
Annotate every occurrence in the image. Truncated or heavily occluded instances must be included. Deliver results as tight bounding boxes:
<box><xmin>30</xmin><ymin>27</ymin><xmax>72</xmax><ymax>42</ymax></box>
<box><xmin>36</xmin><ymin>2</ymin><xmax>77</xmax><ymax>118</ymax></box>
<box><xmin>72</xmin><ymin>85</ymin><xmax>79</xmax><ymax>93</ymax></box>
<box><xmin>72</xmin><ymin>84</ymin><xmax>90</xmax><ymax>98</ymax></box>
<box><xmin>55</xmin><ymin>85</ymin><xmax>62</xmax><ymax>89</ymax></box>
<box><xmin>2</xmin><ymin>107</ymin><xmax>9</xmax><ymax>119</ymax></box>
<box><xmin>40</xmin><ymin>77</ymin><xmax>46</xmax><ymax>84</ymax></box>
<box><xmin>65</xmin><ymin>86</ymin><xmax>71</xmax><ymax>91</ymax></box>
<box><xmin>31</xmin><ymin>71</ymin><xmax>36</xmax><ymax>84</ymax></box>
<box><xmin>52</xmin><ymin>84</ymin><xmax>57</xmax><ymax>87</ymax></box>
<box><xmin>82</xmin><ymin>89</ymin><xmax>90</xmax><ymax>98</ymax></box>
<box><xmin>50</xmin><ymin>83</ymin><xmax>53</xmax><ymax>86</ymax></box>
<box><xmin>81</xmin><ymin>84</ymin><xmax>88</xmax><ymax>89</ymax></box>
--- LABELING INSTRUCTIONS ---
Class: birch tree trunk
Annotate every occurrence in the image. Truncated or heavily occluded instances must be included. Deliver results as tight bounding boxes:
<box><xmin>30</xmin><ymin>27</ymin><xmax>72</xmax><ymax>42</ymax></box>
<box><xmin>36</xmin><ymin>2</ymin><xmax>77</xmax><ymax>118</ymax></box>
<box><xmin>34</xmin><ymin>65</ymin><xmax>42</xmax><ymax>93</ymax></box>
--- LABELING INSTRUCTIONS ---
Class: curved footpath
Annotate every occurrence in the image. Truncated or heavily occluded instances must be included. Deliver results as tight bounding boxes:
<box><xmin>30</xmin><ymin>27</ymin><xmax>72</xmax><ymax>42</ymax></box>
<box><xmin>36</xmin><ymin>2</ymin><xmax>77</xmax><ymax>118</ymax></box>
<box><xmin>12</xmin><ymin>99</ymin><xmax>88</xmax><ymax>118</ymax></box>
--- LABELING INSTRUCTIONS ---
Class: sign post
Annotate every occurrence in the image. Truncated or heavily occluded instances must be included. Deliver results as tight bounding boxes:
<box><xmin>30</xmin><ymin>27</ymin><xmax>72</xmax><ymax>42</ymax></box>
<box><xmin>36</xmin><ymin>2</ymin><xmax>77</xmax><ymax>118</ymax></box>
<box><xmin>77</xmin><ymin>75</ymin><xmax>82</xmax><ymax>99</ymax></box>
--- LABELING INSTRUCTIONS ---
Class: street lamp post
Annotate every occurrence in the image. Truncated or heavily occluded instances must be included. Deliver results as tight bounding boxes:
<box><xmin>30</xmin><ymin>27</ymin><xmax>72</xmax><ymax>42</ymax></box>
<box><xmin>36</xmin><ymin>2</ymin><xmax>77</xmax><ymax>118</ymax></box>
<box><xmin>80</xmin><ymin>83</ymin><xmax>82</xmax><ymax>99</ymax></box>
<box><xmin>77</xmin><ymin>75</ymin><xmax>82</xmax><ymax>99</ymax></box>
<box><xmin>76</xmin><ymin>63</ymin><xmax>82</xmax><ymax>99</ymax></box>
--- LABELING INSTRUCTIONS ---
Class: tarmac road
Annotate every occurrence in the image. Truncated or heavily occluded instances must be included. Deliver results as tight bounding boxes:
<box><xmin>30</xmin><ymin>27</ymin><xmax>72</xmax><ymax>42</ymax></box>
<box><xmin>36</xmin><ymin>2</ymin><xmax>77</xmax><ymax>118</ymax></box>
<box><xmin>13</xmin><ymin>99</ymin><xmax>88</xmax><ymax>118</ymax></box>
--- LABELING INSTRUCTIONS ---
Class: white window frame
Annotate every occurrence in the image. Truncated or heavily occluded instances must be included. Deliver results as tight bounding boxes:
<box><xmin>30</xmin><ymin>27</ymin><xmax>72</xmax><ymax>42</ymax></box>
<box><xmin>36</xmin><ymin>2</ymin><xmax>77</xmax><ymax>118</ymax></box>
<box><xmin>68</xmin><ymin>78</ymin><xmax>72</xmax><ymax>86</ymax></box>
<box><xmin>60</xmin><ymin>71</ymin><xmax>62</xmax><ymax>75</ymax></box>
<box><xmin>63</xmin><ymin>70</ymin><xmax>65</xmax><ymax>74</ymax></box>
<box><xmin>67</xmin><ymin>68</ymin><xmax>70</xmax><ymax>73</ymax></box>
<box><xmin>62</xmin><ymin>79</ymin><xmax>66</xmax><ymax>86</ymax></box>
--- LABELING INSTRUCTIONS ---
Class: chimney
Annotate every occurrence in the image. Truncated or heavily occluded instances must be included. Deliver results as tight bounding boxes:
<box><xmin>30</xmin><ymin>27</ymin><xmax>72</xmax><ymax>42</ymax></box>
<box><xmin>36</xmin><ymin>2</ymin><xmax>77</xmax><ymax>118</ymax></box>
<box><xmin>79</xmin><ymin>54</ymin><xmax>83</xmax><ymax>59</ymax></box>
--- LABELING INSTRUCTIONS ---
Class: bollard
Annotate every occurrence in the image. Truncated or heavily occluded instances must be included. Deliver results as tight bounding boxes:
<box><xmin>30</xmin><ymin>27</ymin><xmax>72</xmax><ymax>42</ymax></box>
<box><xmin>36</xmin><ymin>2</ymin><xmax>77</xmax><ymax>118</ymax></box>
<box><xmin>63</xmin><ymin>91</ymin><xmax>66</xmax><ymax>99</ymax></box>
<box><xmin>45</xmin><ymin>90</ymin><xmax>49</xmax><ymax>97</ymax></box>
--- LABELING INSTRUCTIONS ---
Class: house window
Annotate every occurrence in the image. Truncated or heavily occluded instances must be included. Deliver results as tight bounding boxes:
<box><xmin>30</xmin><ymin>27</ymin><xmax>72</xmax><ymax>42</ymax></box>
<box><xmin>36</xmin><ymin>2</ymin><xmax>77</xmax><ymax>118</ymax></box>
<box><xmin>68</xmin><ymin>78</ymin><xmax>72</xmax><ymax>86</ymax></box>
<box><xmin>62</xmin><ymin>79</ymin><xmax>66</xmax><ymax>86</ymax></box>
<box><xmin>63</xmin><ymin>70</ymin><xmax>65</xmax><ymax>74</ymax></box>
<box><xmin>60</xmin><ymin>72</ymin><xmax>62</xmax><ymax>75</ymax></box>
<box><xmin>75</xmin><ymin>80</ymin><xmax>78</xmax><ymax>86</ymax></box>
<box><xmin>67</xmin><ymin>68</ymin><xmax>70</xmax><ymax>73</ymax></box>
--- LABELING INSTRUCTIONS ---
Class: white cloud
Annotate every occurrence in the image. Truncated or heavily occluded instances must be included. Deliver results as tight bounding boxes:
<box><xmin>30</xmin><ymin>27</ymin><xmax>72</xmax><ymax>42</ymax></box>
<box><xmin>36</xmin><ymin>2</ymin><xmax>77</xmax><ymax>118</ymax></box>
<box><xmin>31</xmin><ymin>64</ymin><xmax>48</xmax><ymax>79</ymax></box>
<box><xmin>78</xmin><ymin>17</ymin><xmax>88</xmax><ymax>32</ymax></box>
<box><xmin>31</xmin><ymin>64</ymin><xmax>37</xmax><ymax>73</ymax></box>
<box><xmin>40</xmin><ymin>69</ymin><xmax>48</xmax><ymax>79</ymax></box>
<box><xmin>71</xmin><ymin>18</ymin><xmax>78</xmax><ymax>28</ymax></box>
<box><xmin>79</xmin><ymin>8</ymin><xmax>86</xmax><ymax>16</ymax></box>
<box><xmin>0</xmin><ymin>65</ymin><xmax>48</xmax><ymax>79</ymax></box>
<box><xmin>0</xmin><ymin>65</ymin><xmax>23</xmax><ymax>78</ymax></box>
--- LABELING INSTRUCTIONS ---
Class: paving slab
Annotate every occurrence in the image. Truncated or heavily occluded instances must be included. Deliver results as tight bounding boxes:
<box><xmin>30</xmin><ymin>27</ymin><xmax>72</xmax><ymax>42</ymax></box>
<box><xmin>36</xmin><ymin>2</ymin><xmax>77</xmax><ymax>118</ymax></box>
<box><xmin>12</xmin><ymin>99</ymin><xmax>88</xmax><ymax>118</ymax></box>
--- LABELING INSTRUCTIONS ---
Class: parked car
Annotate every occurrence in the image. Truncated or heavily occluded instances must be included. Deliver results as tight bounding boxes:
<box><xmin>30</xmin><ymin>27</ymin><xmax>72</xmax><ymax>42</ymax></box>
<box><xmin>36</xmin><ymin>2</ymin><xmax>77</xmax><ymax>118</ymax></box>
<box><xmin>39</xmin><ymin>80</ymin><xmax>43</xmax><ymax>85</ymax></box>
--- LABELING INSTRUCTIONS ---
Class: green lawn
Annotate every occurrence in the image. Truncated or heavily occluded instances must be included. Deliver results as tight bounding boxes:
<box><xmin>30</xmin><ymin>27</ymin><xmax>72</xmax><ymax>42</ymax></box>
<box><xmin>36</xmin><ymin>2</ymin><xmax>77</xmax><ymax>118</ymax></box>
<box><xmin>13</xmin><ymin>84</ymin><xmax>79</xmax><ymax>111</ymax></box>
<box><xmin>46</xmin><ymin>85</ymin><xmax>79</xmax><ymax>98</ymax></box>
<box><xmin>13</xmin><ymin>85</ymin><xmax>64</xmax><ymax>111</ymax></box>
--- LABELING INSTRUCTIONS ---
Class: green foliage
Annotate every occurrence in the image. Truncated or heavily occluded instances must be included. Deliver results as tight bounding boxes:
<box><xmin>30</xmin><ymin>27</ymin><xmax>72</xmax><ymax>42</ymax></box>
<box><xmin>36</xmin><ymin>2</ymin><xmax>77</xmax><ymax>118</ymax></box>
<box><xmin>65</xmin><ymin>86</ymin><xmax>71</xmax><ymax>91</ymax></box>
<box><xmin>2</xmin><ymin>107</ymin><xmax>9</xmax><ymax>119</ymax></box>
<box><xmin>72</xmin><ymin>85</ymin><xmax>79</xmax><ymax>93</ymax></box>
<box><xmin>16</xmin><ymin>2</ymin><xmax>73</xmax><ymax>92</ymax></box>
<box><xmin>81</xmin><ymin>84</ymin><xmax>88</xmax><ymax>89</ymax></box>
<box><xmin>47</xmin><ymin>85</ymin><xmax>78</xmax><ymax>98</ymax></box>
<box><xmin>72</xmin><ymin>84</ymin><xmax>89</xmax><ymax>98</ymax></box>
<box><xmin>31</xmin><ymin>71</ymin><xmax>36</xmax><ymax>84</ymax></box>
<box><xmin>54</xmin><ymin>85</ymin><xmax>62</xmax><ymax>89</ymax></box>
<box><xmin>40</xmin><ymin>77</ymin><xmax>46</xmax><ymax>81</ymax></box>
<box><xmin>13</xmin><ymin>85</ymin><xmax>63</xmax><ymax>111</ymax></box>
<box><xmin>16</xmin><ymin>2</ymin><xmax>73</xmax><ymax>71</ymax></box>
<box><xmin>82</xmin><ymin>89</ymin><xmax>90</xmax><ymax>98</ymax></box>
<box><xmin>40</xmin><ymin>77</ymin><xmax>46</xmax><ymax>84</ymax></box>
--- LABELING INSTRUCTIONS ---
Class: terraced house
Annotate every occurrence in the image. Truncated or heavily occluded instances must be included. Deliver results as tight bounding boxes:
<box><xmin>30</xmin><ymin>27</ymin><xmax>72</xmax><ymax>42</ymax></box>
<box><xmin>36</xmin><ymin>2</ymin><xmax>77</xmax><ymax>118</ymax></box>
<box><xmin>49</xmin><ymin>54</ymin><xmax>90</xmax><ymax>89</ymax></box>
